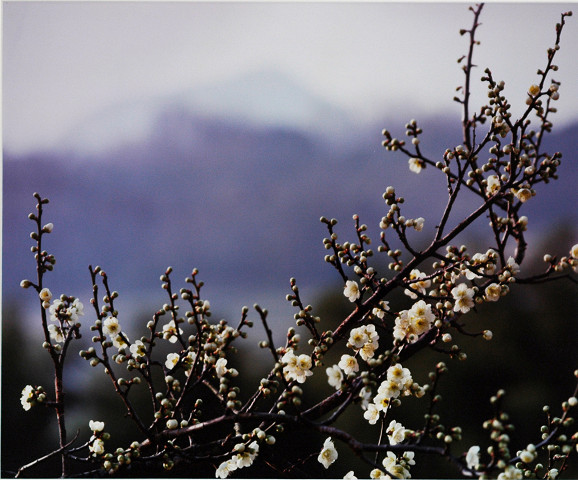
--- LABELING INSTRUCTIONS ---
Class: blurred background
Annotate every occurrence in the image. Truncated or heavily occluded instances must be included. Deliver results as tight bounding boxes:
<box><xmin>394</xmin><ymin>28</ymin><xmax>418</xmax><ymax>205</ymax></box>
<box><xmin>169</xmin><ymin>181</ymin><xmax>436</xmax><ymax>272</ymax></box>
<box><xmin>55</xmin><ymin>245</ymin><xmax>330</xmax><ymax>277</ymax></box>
<box><xmin>3</xmin><ymin>2</ymin><xmax>578</xmax><ymax>477</ymax></box>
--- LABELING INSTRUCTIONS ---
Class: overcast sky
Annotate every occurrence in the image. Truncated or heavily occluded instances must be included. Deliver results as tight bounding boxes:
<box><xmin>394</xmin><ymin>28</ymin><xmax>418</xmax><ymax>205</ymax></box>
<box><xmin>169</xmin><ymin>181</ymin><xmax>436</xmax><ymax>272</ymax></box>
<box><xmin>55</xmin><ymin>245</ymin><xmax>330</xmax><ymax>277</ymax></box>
<box><xmin>3</xmin><ymin>2</ymin><xmax>578</xmax><ymax>155</ymax></box>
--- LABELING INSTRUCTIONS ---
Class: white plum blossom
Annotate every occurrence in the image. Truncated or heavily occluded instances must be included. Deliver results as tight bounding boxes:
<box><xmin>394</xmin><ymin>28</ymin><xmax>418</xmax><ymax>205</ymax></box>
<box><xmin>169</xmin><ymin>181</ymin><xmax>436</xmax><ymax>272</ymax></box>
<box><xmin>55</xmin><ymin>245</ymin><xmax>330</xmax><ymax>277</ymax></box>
<box><xmin>515</xmin><ymin>187</ymin><xmax>532</xmax><ymax>203</ymax></box>
<box><xmin>359</xmin><ymin>340</ymin><xmax>378</xmax><ymax>362</ymax></box>
<box><xmin>465</xmin><ymin>253</ymin><xmax>486</xmax><ymax>280</ymax></box>
<box><xmin>162</xmin><ymin>321</ymin><xmax>183</xmax><ymax>343</ymax></box>
<box><xmin>89</xmin><ymin>438</ymin><xmax>105</xmax><ymax>455</ymax></box>
<box><xmin>348</xmin><ymin>324</ymin><xmax>379</xmax><ymax>361</ymax></box>
<box><xmin>21</xmin><ymin>385</ymin><xmax>34</xmax><ymax>411</ymax></box>
<box><xmin>498</xmin><ymin>465</ymin><xmax>523</xmax><ymax>480</ymax></box>
<box><xmin>451</xmin><ymin>283</ymin><xmax>475</xmax><ymax>313</ymax></box>
<box><xmin>112</xmin><ymin>334</ymin><xmax>129</xmax><ymax>350</ymax></box>
<box><xmin>382</xmin><ymin>451</ymin><xmax>411</xmax><ymax>479</ymax></box>
<box><xmin>39</xmin><ymin>288</ymin><xmax>52</xmax><ymax>303</ymax></box>
<box><xmin>326</xmin><ymin>365</ymin><xmax>343</xmax><ymax>390</ymax></box>
<box><xmin>47</xmin><ymin>296</ymin><xmax>84</xmax><ymax>325</ymax></box>
<box><xmin>129</xmin><ymin>340</ymin><xmax>147</xmax><ymax>358</ymax></box>
<box><xmin>404</xmin><ymin>269</ymin><xmax>431</xmax><ymax>299</ymax></box>
<box><xmin>519</xmin><ymin>449</ymin><xmax>534</xmax><ymax>463</ymax></box>
<box><xmin>506</xmin><ymin>256</ymin><xmax>520</xmax><ymax>275</ymax></box>
<box><xmin>338</xmin><ymin>354</ymin><xmax>359</xmax><ymax>376</ymax></box>
<box><xmin>414</xmin><ymin>217</ymin><xmax>425</xmax><ymax>231</ymax></box>
<box><xmin>103</xmin><ymin>317</ymin><xmax>121</xmax><ymax>337</ymax></box>
<box><xmin>48</xmin><ymin>324</ymin><xmax>65</xmax><ymax>343</ymax></box>
<box><xmin>408</xmin><ymin>300</ymin><xmax>435</xmax><ymax>336</ymax></box>
<box><xmin>381</xmin><ymin>378</ymin><xmax>403</xmax><ymax>399</ymax></box>
<box><xmin>373</xmin><ymin>391</ymin><xmax>391</xmax><ymax>412</ymax></box>
<box><xmin>183</xmin><ymin>351</ymin><xmax>198</xmax><ymax>376</ymax></box>
<box><xmin>318</xmin><ymin>437</ymin><xmax>338</xmax><ymax>469</ymax></box>
<box><xmin>282</xmin><ymin>349</ymin><xmax>313</xmax><ymax>384</ymax></box>
<box><xmin>344</xmin><ymin>280</ymin><xmax>361</xmax><ymax>302</ymax></box>
<box><xmin>387</xmin><ymin>363</ymin><xmax>413</xmax><ymax>391</ymax></box>
<box><xmin>370</xmin><ymin>468</ymin><xmax>386</xmax><ymax>478</ymax></box>
<box><xmin>466</xmin><ymin>445</ymin><xmax>480</xmax><ymax>470</ymax></box>
<box><xmin>408</xmin><ymin>157</ymin><xmax>424</xmax><ymax>173</ymax></box>
<box><xmin>215</xmin><ymin>458</ymin><xmax>238</xmax><ymax>479</ymax></box>
<box><xmin>370</xmin><ymin>363</ymin><xmax>416</xmax><ymax>414</ymax></box>
<box><xmin>485</xmin><ymin>283</ymin><xmax>501</xmax><ymax>302</ymax></box>
<box><xmin>548</xmin><ymin>469</ymin><xmax>559</xmax><ymax>479</ymax></box>
<box><xmin>486</xmin><ymin>174</ymin><xmax>501</xmax><ymax>196</ymax></box>
<box><xmin>215</xmin><ymin>358</ymin><xmax>228</xmax><ymax>378</ymax></box>
<box><xmin>348</xmin><ymin>327</ymin><xmax>369</xmax><ymax>349</ymax></box>
<box><xmin>394</xmin><ymin>300</ymin><xmax>435</xmax><ymax>344</ymax></box>
<box><xmin>234</xmin><ymin>441</ymin><xmax>259</xmax><ymax>468</ymax></box>
<box><xmin>48</xmin><ymin>299</ymin><xmax>64</xmax><ymax>321</ymax></box>
<box><xmin>344</xmin><ymin>471</ymin><xmax>358</xmax><ymax>479</ymax></box>
<box><xmin>89</xmin><ymin>420</ymin><xmax>105</xmax><ymax>432</ymax></box>
<box><xmin>358</xmin><ymin>386</ymin><xmax>372</xmax><ymax>410</ymax></box>
<box><xmin>387</xmin><ymin>420</ymin><xmax>408</xmax><ymax>445</ymax></box>
<box><xmin>67</xmin><ymin>298</ymin><xmax>84</xmax><ymax>322</ymax></box>
<box><xmin>372</xmin><ymin>301</ymin><xmax>390</xmax><ymax>319</ymax></box>
<box><xmin>165</xmin><ymin>352</ymin><xmax>180</xmax><ymax>370</ymax></box>
<box><xmin>571</xmin><ymin>244</ymin><xmax>578</xmax><ymax>258</ymax></box>
<box><xmin>364</xmin><ymin>403</ymin><xmax>380</xmax><ymax>425</ymax></box>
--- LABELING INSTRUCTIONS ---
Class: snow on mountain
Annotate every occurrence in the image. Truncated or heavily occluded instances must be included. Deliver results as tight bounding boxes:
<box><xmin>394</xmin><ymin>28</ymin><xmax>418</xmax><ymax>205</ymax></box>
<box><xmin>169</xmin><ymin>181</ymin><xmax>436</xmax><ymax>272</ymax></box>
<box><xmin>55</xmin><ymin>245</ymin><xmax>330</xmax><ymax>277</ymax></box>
<box><xmin>57</xmin><ymin>69</ymin><xmax>358</xmax><ymax>157</ymax></box>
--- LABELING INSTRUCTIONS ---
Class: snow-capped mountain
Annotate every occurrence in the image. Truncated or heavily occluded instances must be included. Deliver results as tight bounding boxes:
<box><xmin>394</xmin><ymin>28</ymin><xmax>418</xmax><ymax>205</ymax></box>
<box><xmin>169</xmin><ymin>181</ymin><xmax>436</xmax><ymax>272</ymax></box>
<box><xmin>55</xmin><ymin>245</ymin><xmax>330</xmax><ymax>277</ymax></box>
<box><xmin>57</xmin><ymin>69</ymin><xmax>359</xmax><ymax>157</ymax></box>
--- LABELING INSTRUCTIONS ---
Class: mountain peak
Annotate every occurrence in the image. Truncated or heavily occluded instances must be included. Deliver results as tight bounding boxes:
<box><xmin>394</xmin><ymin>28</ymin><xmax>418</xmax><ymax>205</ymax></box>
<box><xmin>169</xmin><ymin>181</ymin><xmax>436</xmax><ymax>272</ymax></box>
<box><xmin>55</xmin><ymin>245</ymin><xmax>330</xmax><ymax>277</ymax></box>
<box><xmin>58</xmin><ymin>69</ymin><xmax>357</xmax><ymax>157</ymax></box>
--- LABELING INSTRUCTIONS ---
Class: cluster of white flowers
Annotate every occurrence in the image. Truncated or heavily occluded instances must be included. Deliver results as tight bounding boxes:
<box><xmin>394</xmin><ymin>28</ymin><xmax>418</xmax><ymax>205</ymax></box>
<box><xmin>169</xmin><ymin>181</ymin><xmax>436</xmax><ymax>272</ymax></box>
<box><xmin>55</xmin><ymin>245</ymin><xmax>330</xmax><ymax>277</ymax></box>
<box><xmin>506</xmin><ymin>256</ymin><xmax>520</xmax><ymax>276</ymax></box>
<box><xmin>162</xmin><ymin>320</ymin><xmax>183</xmax><ymax>343</ymax></box>
<box><xmin>129</xmin><ymin>340</ymin><xmax>147</xmax><ymax>358</ymax></box>
<box><xmin>393</xmin><ymin>300</ymin><xmax>435</xmax><ymax>344</ymax></box>
<box><xmin>282</xmin><ymin>349</ymin><xmax>313</xmax><ymax>384</ymax></box>
<box><xmin>347</xmin><ymin>324</ymin><xmax>379</xmax><ymax>361</ymax></box>
<box><xmin>48</xmin><ymin>295</ymin><xmax>84</xmax><ymax>324</ymax></box>
<box><xmin>326</xmin><ymin>354</ymin><xmax>360</xmax><ymax>390</ymax></box>
<box><xmin>517</xmin><ymin>443</ymin><xmax>537</xmax><ymax>463</ymax></box>
<box><xmin>486</xmin><ymin>174</ymin><xmax>501</xmax><ymax>196</ymax></box>
<box><xmin>497</xmin><ymin>465</ymin><xmax>523</xmax><ymax>480</ymax></box>
<box><xmin>372</xmin><ymin>301</ymin><xmax>390</xmax><ymax>319</ymax></box>
<box><xmin>451</xmin><ymin>283</ymin><xmax>475</xmax><ymax>314</ymax></box>
<box><xmin>365</xmin><ymin>364</ymin><xmax>418</xmax><ymax>424</ymax></box>
<box><xmin>102</xmin><ymin>316</ymin><xmax>129</xmax><ymax>349</ymax></box>
<box><xmin>371</xmin><ymin>451</ymin><xmax>415</xmax><ymax>479</ymax></box>
<box><xmin>404</xmin><ymin>269</ymin><xmax>431</xmax><ymax>299</ymax></box>
<box><xmin>165</xmin><ymin>350</ymin><xmax>197</xmax><ymax>376</ymax></box>
<box><xmin>386</xmin><ymin>419</ymin><xmax>409</xmax><ymax>445</ymax></box>
<box><xmin>39</xmin><ymin>287</ymin><xmax>52</xmax><ymax>308</ymax></box>
<box><xmin>215</xmin><ymin>441</ymin><xmax>259</xmax><ymax>478</ymax></box>
<box><xmin>43</xmin><ymin>290</ymin><xmax>84</xmax><ymax>343</ymax></box>
<box><xmin>88</xmin><ymin>420</ymin><xmax>106</xmax><ymax>456</ymax></box>
<box><xmin>344</xmin><ymin>280</ymin><xmax>361</xmax><ymax>302</ymax></box>
<box><xmin>318</xmin><ymin>437</ymin><xmax>338</xmax><ymax>469</ymax></box>
<box><xmin>465</xmin><ymin>251</ymin><xmax>497</xmax><ymax>280</ymax></box>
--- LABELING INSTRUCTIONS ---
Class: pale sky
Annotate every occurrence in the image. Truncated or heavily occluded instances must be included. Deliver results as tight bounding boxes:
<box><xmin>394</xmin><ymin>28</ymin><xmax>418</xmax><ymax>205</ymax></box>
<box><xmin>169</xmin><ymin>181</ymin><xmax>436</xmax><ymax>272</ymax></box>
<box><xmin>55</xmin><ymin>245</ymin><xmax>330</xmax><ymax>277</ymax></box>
<box><xmin>3</xmin><ymin>2</ymin><xmax>578</xmax><ymax>155</ymax></box>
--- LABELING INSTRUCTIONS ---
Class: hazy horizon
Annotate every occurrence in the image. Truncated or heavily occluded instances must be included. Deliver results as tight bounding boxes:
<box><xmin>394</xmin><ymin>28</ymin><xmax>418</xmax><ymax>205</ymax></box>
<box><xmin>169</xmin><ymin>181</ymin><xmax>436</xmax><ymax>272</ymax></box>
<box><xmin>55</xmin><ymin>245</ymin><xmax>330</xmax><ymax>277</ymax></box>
<box><xmin>4</xmin><ymin>2</ymin><xmax>578</xmax><ymax>156</ymax></box>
